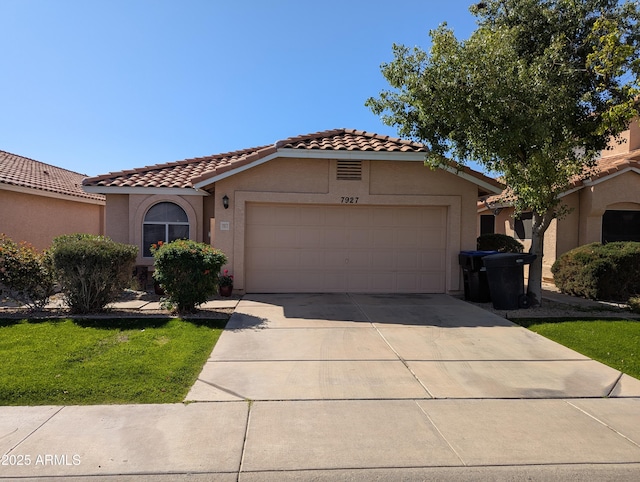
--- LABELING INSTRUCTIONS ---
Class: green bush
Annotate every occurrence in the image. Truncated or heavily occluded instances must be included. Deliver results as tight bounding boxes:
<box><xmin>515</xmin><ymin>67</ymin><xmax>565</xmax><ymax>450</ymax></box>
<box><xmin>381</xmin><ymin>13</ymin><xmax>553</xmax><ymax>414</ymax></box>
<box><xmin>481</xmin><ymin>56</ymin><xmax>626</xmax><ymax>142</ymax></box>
<box><xmin>477</xmin><ymin>233</ymin><xmax>524</xmax><ymax>253</ymax></box>
<box><xmin>50</xmin><ymin>234</ymin><xmax>138</xmax><ymax>314</ymax></box>
<box><xmin>551</xmin><ymin>242</ymin><xmax>640</xmax><ymax>301</ymax></box>
<box><xmin>628</xmin><ymin>296</ymin><xmax>640</xmax><ymax>314</ymax></box>
<box><xmin>0</xmin><ymin>234</ymin><xmax>55</xmax><ymax>310</ymax></box>
<box><xmin>152</xmin><ymin>239</ymin><xmax>227</xmax><ymax>314</ymax></box>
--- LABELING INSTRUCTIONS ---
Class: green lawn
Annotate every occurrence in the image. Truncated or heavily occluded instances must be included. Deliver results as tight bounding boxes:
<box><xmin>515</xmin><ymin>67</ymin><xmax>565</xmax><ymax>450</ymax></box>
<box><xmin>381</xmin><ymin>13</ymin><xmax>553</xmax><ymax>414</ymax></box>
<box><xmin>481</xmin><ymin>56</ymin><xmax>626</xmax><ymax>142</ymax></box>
<box><xmin>0</xmin><ymin>317</ymin><xmax>226</xmax><ymax>405</ymax></box>
<box><xmin>514</xmin><ymin>318</ymin><xmax>640</xmax><ymax>380</ymax></box>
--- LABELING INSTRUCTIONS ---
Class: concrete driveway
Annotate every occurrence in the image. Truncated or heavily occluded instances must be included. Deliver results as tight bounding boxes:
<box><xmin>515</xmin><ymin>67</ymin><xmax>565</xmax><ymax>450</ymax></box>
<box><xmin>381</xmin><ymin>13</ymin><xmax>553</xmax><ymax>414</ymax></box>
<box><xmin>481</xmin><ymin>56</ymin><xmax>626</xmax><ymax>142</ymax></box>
<box><xmin>188</xmin><ymin>293</ymin><xmax>640</xmax><ymax>401</ymax></box>
<box><xmin>182</xmin><ymin>294</ymin><xmax>640</xmax><ymax>478</ymax></box>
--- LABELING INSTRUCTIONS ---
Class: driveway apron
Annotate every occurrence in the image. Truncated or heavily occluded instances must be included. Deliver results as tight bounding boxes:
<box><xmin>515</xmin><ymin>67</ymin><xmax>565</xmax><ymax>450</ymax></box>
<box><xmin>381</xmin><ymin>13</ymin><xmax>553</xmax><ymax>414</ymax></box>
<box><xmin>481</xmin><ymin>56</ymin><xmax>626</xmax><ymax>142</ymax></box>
<box><xmin>187</xmin><ymin>293</ymin><xmax>640</xmax><ymax>401</ymax></box>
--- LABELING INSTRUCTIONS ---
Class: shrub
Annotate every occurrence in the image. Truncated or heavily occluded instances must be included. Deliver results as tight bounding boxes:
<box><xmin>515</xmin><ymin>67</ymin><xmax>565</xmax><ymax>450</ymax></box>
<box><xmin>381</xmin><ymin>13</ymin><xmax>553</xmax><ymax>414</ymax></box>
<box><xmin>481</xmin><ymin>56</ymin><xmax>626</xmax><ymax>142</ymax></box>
<box><xmin>152</xmin><ymin>239</ymin><xmax>227</xmax><ymax>314</ymax></box>
<box><xmin>477</xmin><ymin>233</ymin><xmax>524</xmax><ymax>253</ymax></box>
<box><xmin>50</xmin><ymin>234</ymin><xmax>138</xmax><ymax>313</ymax></box>
<box><xmin>628</xmin><ymin>296</ymin><xmax>640</xmax><ymax>314</ymax></box>
<box><xmin>551</xmin><ymin>242</ymin><xmax>640</xmax><ymax>301</ymax></box>
<box><xmin>0</xmin><ymin>234</ymin><xmax>55</xmax><ymax>310</ymax></box>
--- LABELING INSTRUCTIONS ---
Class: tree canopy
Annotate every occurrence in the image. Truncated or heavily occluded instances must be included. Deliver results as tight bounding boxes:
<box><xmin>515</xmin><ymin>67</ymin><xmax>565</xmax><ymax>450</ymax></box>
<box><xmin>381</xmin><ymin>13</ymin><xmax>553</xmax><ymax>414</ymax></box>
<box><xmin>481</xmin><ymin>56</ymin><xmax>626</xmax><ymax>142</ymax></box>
<box><xmin>367</xmin><ymin>0</ymin><xmax>640</xmax><ymax>305</ymax></box>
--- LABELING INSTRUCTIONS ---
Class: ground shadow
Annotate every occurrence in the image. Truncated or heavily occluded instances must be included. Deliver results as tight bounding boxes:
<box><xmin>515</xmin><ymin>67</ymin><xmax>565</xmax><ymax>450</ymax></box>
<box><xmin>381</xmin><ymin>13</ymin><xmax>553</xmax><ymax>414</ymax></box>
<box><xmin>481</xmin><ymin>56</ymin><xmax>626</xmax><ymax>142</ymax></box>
<box><xmin>223</xmin><ymin>311</ymin><xmax>270</xmax><ymax>331</ymax></box>
<box><xmin>238</xmin><ymin>293</ymin><xmax>516</xmax><ymax>328</ymax></box>
<box><xmin>512</xmin><ymin>317</ymin><xmax>640</xmax><ymax>328</ymax></box>
<box><xmin>72</xmin><ymin>317</ymin><xmax>173</xmax><ymax>329</ymax></box>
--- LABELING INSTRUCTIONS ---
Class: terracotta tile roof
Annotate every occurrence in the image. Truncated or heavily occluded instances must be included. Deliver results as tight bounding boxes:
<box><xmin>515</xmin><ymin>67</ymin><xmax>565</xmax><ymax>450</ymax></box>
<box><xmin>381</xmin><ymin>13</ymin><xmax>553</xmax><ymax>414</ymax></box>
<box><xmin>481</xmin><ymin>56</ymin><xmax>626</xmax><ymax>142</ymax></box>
<box><xmin>274</xmin><ymin>129</ymin><xmax>428</xmax><ymax>152</ymax></box>
<box><xmin>581</xmin><ymin>148</ymin><xmax>640</xmax><ymax>184</ymax></box>
<box><xmin>479</xmin><ymin>148</ymin><xmax>640</xmax><ymax>208</ymax></box>
<box><xmin>83</xmin><ymin>145</ymin><xmax>270</xmax><ymax>189</ymax></box>
<box><xmin>0</xmin><ymin>150</ymin><xmax>105</xmax><ymax>202</ymax></box>
<box><xmin>83</xmin><ymin>129</ymin><xmax>497</xmax><ymax>191</ymax></box>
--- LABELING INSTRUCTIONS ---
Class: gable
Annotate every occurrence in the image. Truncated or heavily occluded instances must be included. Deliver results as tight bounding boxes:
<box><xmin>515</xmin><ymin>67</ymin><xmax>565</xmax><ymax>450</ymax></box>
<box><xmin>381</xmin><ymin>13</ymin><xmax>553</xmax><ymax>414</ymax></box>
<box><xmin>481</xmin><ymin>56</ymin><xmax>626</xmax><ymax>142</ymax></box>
<box><xmin>83</xmin><ymin>129</ymin><xmax>502</xmax><ymax>197</ymax></box>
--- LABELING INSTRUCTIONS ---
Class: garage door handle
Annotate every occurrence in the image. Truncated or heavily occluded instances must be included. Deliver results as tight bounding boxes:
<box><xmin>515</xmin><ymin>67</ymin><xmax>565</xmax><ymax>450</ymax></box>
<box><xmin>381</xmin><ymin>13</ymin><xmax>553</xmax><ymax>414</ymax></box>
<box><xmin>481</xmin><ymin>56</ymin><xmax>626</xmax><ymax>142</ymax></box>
<box><xmin>345</xmin><ymin>258</ymin><xmax>349</xmax><ymax>264</ymax></box>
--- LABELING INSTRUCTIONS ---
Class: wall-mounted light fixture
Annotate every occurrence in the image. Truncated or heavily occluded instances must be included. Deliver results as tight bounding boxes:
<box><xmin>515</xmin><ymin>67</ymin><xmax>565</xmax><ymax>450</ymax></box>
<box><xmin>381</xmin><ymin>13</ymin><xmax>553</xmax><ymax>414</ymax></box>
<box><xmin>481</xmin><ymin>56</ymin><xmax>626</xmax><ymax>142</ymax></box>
<box><xmin>222</xmin><ymin>195</ymin><xmax>229</xmax><ymax>209</ymax></box>
<box><xmin>483</xmin><ymin>199</ymin><xmax>502</xmax><ymax>216</ymax></box>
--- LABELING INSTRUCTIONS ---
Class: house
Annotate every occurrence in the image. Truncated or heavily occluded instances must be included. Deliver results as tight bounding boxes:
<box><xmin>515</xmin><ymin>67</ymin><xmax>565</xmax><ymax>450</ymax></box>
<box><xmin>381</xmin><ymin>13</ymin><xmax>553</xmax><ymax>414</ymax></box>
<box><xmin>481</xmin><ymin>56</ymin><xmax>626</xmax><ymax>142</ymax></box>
<box><xmin>83</xmin><ymin>129</ymin><xmax>502</xmax><ymax>294</ymax></box>
<box><xmin>478</xmin><ymin>121</ymin><xmax>640</xmax><ymax>281</ymax></box>
<box><xmin>0</xmin><ymin>150</ymin><xmax>105</xmax><ymax>250</ymax></box>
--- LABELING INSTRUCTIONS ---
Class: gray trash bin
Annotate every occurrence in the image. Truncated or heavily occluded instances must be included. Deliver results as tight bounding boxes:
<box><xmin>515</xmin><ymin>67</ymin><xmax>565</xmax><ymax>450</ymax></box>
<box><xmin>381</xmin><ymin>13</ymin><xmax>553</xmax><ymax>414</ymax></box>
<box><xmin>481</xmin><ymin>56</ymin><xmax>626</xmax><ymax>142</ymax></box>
<box><xmin>483</xmin><ymin>253</ymin><xmax>536</xmax><ymax>310</ymax></box>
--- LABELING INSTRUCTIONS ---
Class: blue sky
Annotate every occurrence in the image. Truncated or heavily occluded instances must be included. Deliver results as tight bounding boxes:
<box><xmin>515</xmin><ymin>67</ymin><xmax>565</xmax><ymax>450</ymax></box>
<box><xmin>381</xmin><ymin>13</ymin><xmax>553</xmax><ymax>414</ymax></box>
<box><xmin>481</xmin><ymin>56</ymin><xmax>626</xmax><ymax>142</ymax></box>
<box><xmin>1</xmin><ymin>0</ymin><xmax>480</xmax><ymax>177</ymax></box>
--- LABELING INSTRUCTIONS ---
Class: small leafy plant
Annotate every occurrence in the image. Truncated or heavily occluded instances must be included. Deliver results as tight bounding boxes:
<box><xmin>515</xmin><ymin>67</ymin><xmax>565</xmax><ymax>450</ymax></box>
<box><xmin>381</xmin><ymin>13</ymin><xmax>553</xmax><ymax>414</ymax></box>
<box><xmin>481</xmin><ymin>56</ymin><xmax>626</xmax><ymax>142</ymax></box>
<box><xmin>219</xmin><ymin>269</ymin><xmax>233</xmax><ymax>287</ymax></box>
<box><xmin>152</xmin><ymin>239</ymin><xmax>227</xmax><ymax>314</ymax></box>
<box><xmin>0</xmin><ymin>234</ymin><xmax>55</xmax><ymax>310</ymax></box>
<box><xmin>50</xmin><ymin>234</ymin><xmax>138</xmax><ymax>314</ymax></box>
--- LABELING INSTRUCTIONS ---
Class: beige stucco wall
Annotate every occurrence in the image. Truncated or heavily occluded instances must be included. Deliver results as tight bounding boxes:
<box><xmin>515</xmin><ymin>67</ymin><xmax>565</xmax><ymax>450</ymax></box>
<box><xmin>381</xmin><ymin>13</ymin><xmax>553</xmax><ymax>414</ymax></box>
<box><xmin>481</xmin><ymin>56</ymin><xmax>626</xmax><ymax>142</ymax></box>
<box><xmin>104</xmin><ymin>194</ymin><xmax>129</xmax><ymax>244</ymax></box>
<box><xmin>0</xmin><ymin>188</ymin><xmax>104</xmax><ymax>250</ymax></box>
<box><xmin>212</xmin><ymin>157</ymin><xmax>479</xmax><ymax>294</ymax></box>
<box><xmin>606</xmin><ymin>120</ymin><xmax>640</xmax><ymax>155</ymax></box>
<box><xmin>578</xmin><ymin>171</ymin><xmax>640</xmax><ymax>244</ymax></box>
<box><xmin>539</xmin><ymin>191</ymin><xmax>581</xmax><ymax>279</ymax></box>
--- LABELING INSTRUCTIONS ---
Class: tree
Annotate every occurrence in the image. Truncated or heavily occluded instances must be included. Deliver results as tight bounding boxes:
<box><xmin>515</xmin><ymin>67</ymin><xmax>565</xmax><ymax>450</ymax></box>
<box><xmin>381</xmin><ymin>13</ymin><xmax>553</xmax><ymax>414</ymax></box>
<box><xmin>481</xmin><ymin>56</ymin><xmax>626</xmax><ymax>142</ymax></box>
<box><xmin>366</xmin><ymin>0</ymin><xmax>640</xmax><ymax>306</ymax></box>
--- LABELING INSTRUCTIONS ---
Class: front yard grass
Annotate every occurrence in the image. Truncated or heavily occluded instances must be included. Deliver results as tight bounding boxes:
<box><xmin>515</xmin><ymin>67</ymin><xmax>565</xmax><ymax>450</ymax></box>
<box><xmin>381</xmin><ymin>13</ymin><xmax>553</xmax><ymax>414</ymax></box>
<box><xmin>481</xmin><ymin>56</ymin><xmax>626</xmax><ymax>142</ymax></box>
<box><xmin>0</xmin><ymin>317</ymin><xmax>226</xmax><ymax>405</ymax></box>
<box><xmin>514</xmin><ymin>318</ymin><xmax>640</xmax><ymax>380</ymax></box>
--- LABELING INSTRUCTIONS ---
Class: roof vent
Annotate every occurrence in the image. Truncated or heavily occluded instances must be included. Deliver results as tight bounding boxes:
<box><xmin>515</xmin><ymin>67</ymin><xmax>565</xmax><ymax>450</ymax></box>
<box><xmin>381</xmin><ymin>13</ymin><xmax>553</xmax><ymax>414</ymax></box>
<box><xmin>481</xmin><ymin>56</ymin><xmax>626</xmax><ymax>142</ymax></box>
<box><xmin>336</xmin><ymin>160</ymin><xmax>362</xmax><ymax>181</ymax></box>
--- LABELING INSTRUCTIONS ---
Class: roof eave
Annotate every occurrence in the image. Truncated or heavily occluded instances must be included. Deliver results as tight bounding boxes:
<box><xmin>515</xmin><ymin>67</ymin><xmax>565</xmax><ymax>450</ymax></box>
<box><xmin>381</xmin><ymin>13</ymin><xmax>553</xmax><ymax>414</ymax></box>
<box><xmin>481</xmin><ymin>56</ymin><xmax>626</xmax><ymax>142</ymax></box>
<box><xmin>1</xmin><ymin>182</ymin><xmax>106</xmax><ymax>205</ymax></box>
<box><xmin>582</xmin><ymin>166</ymin><xmax>640</xmax><ymax>187</ymax></box>
<box><xmin>82</xmin><ymin>186</ymin><xmax>210</xmax><ymax>196</ymax></box>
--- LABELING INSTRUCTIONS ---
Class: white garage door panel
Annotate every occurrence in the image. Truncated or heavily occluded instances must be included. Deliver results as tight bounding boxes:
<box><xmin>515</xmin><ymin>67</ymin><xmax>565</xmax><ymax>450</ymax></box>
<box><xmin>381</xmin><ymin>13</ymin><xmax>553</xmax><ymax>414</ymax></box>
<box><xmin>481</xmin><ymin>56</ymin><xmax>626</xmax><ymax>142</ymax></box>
<box><xmin>245</xmin><ymin>204</ymin><xmax>447</xmax><ymax>293</ymax></box>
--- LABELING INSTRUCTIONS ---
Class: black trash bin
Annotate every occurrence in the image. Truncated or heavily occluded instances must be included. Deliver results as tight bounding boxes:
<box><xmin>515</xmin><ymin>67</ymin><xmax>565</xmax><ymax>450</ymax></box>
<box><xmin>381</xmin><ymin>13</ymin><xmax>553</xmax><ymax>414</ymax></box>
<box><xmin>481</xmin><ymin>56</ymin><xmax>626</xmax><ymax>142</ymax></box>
<box><xmin>483</xmin><ymin>253</ymin><xmax>537</xmax><ymax>310</ymax></box>
<box><xmin>458</xmin><ymin>250</ymin><xmax>498</xmax><ymax>302</ymax></box>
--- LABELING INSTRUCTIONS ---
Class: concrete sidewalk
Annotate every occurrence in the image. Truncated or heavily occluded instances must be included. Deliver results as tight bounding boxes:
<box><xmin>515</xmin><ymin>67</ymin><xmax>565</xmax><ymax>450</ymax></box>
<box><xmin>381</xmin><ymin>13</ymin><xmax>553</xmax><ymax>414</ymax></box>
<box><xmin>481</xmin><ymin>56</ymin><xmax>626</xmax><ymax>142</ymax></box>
<box><xmin>2</xmin><ymin>294</ymin><xmax>640</xmax><ymax>480</ymax></box>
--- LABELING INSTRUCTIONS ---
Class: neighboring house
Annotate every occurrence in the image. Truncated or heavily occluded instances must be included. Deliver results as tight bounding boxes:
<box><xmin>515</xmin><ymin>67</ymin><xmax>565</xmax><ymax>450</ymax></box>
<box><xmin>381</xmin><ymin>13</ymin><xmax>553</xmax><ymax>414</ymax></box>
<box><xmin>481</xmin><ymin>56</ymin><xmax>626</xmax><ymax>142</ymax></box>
<box><xmin>478</xmin><ymin>121</ymin><xmax>640</xmax><ymax>281</ymax></box>
<box><xmin>83</xmin><ymin>129</ymin><xmax>502</xmax><ymax>294</ymax></box>
<box><xmin>0</xmin><ymin>150</ymin><xmax>105</xmax><ymax>250</ymax></box>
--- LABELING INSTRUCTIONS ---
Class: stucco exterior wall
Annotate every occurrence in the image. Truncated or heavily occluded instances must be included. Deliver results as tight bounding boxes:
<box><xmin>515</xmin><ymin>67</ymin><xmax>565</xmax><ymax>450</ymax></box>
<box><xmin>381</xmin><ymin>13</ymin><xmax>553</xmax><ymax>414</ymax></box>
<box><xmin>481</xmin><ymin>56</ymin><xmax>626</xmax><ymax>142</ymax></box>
<box><xmin>104</xmin><ymin>194</ymin><xmax>129</xmax><ymax>244</ymax></box>
<box><xmin>606</xmin><ymin>120</ymin><xmax>640</xmax><ymax>154</ymax></box>
<box><xmin>555</xmin><ymin>192</ymin><xmax>580</xmax><ymax>255</ymax></box>
<box><xmin>578</xmin><ymin>170</ymin><xmax>640</xmax><ymax>244</ymax></box>
<box><xmin>202</xmin><ymin>195</ymin><xmax>215</xmax><ymax>245</ymax></box>
<box><xmin>536</xmin><ymin>192</ymin><xmax>581</xmax><ymax>280</ymax></box>
<box><xmin>369</xmin><ymin>160</ymin><xmax>479</xmax><ymax>254</ymax></box>
<box><xmin>0</xmin><ymin>188</ymin><xmax>104</xmax><ymax>250</ymax></box>
<box><xmin>212</xmin><ymin>157</ymin><xmax>478</xmax><ymax>294</ymax></box>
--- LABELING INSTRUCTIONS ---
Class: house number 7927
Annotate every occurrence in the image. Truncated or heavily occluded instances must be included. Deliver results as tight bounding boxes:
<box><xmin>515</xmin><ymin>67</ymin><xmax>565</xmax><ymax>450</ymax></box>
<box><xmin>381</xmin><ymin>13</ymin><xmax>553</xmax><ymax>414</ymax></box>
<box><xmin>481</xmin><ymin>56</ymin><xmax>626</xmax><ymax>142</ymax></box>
<box><xmin>340</xmin><ymin>197</ymin><xmax>359</xmax><ymax>204</ymax></box>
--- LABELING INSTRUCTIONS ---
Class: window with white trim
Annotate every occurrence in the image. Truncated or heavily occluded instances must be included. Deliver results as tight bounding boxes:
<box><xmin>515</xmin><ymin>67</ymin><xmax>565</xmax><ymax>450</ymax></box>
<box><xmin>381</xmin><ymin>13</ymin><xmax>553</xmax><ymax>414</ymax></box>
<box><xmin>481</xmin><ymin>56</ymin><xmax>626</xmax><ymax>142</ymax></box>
<box><xmin>143</xmin><ymin>202</ymin><xmax>189</xmax><ymax>257</ymax></box>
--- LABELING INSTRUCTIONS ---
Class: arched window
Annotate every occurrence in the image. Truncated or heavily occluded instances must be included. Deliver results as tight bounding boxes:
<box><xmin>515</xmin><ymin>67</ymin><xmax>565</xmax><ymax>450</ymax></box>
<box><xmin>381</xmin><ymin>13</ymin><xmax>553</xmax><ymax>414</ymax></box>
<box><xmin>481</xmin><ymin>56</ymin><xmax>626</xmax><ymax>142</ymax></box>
<box><xmin>143</xmin><ymin>202</ymin><xmax>189</xmax><ymax>257</ymax></box>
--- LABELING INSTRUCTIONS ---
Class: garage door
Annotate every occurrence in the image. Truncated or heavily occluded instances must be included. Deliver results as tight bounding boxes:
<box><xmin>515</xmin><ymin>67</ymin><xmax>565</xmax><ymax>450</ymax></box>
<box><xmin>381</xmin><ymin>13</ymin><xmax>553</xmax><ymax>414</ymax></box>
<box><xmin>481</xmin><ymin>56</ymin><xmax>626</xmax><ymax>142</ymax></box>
<box><xmin>245</xmin><ymin>203</ymin><xmax>447</xmax><ymax>293</ymax></box>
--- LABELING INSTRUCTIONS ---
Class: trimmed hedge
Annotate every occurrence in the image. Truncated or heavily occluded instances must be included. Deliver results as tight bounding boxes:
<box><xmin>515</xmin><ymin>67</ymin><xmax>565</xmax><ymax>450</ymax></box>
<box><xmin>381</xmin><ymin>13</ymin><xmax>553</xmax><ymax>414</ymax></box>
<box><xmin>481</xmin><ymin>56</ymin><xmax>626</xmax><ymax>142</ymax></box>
<box><xmin>50</xmin><ymin>234</ymin><xmax>138</xmax><ymax>313</ymax></box>
<box><xmin>551</xmin><ymin>242</ymin><xmax>640</xmax><ymax>301</ymax></box>
<box><xmin>152</xmin><ymin>239</ymin><xmax>227</xmax><ymax>314</ymax></box>
<box><xmin>477</xmin><ymin>233</ymin><xmax>524</xmax><ymax>253</ymax></box>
